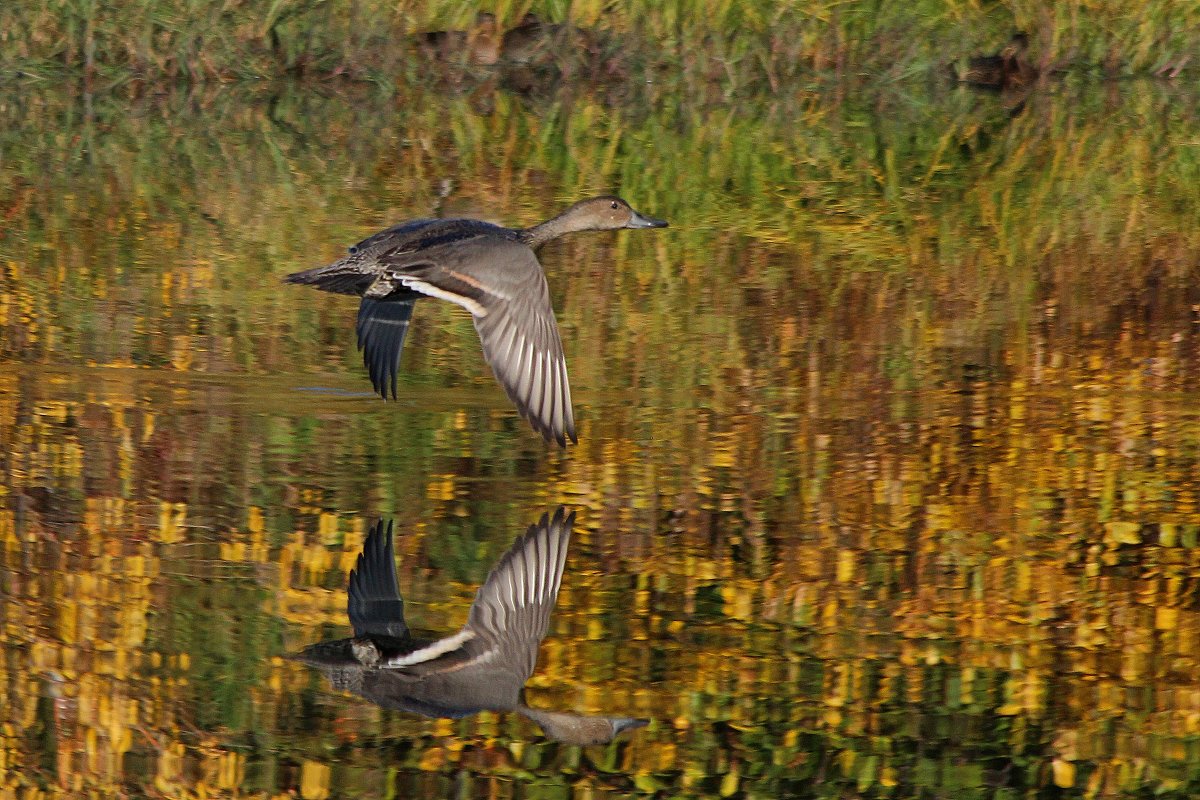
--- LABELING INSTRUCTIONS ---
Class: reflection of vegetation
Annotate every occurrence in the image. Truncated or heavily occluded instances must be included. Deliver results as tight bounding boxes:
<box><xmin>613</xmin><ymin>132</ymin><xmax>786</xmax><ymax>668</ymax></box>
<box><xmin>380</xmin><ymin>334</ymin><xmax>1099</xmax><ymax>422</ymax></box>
<box><xmin>0</xmin><ymin>76</ymin><xmax>1199</xmax><ymax>797</ymax></box>
<box><xmin>2</xmin><ymin>1</ymin><xmax>1196</xmax><ymax>82</ymax></box>
<box><xmin>3</xmin><ymin>79</ymin><xmax>1198</xmax><ymax>374</ymax></box>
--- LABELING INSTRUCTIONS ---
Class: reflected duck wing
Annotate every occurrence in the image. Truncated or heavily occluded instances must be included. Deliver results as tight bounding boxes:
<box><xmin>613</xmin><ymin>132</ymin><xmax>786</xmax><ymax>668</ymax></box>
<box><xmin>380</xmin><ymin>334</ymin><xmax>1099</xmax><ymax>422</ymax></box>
<box><xmin>348</xmin><ymin>520</ymin><xmax>410</xmax><ymax>639</ymax></box>
<box><xmin>379</xmin><ymin>235</ymin><xmax>576</xmax><ymax>446</ymax></box>
<box><xmin>381</xmin><ymin>508</ymin><xmax>574</xmax><ymax>681</ymax></box>
<box><xmin>460</xmin><ymin>508</ymin><xmax>573</xmax><ymax>679</ymax></box>
<box><xmin>356</xmin><ymin>293</ymin><xmax>419</xmax><ymax>400</ymax></box>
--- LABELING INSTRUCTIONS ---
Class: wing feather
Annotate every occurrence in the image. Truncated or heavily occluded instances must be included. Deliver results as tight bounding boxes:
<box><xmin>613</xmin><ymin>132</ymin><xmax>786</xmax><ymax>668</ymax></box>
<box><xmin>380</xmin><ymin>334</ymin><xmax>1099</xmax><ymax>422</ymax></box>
<box><xmin>356</xmin><ymin>295</ymin><xmax>418</xmax><ymax>400</ymax></box>
<box><xmin>348</xmin><ymin>520</ymin><xmax>410</xmax><ymax>639</ymax></box>
<box><xmin>455</xmin><ymin>509</ymin><xmax>574</xmax><ymax>681</ymax></box>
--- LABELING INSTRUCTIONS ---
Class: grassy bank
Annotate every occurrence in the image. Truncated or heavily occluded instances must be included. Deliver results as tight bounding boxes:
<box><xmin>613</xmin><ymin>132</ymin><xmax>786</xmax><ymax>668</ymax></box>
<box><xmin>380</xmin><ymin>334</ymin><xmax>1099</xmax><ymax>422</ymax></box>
<box><xmin>1</xmin><ymin>0</ymin><xmax>1195</xmax><ymax>86</ymax></box>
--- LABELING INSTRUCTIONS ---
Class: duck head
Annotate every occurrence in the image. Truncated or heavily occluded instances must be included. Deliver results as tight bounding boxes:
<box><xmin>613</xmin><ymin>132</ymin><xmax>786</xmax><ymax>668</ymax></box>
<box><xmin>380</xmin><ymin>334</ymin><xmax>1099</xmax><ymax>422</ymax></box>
<box><xmin>566</xmin><ymin>195</ymin><xmax>669</xmax><ymax>231</ymax></box>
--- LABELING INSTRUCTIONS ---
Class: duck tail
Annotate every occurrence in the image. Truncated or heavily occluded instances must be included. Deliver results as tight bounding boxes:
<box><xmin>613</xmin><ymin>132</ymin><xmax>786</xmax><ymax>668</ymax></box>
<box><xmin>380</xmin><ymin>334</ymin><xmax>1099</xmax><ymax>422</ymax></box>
<box><xmin>284</xmin><ymin>256</ymin><xmax>375</xmax><ymax>296</ymax></box>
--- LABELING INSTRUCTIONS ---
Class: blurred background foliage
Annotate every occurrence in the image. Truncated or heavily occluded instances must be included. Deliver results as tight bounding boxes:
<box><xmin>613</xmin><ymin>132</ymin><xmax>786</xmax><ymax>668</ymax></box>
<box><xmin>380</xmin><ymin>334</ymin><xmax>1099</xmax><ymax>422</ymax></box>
<box><xmin>2</xmin><ymin>1</ymin><xmax>1200</xmax><ymax>798</ymax></box>
<box><xmin>0</xmin><ymin>0</ymin><xmax>1197</xmax><ymax>84</ymax></box>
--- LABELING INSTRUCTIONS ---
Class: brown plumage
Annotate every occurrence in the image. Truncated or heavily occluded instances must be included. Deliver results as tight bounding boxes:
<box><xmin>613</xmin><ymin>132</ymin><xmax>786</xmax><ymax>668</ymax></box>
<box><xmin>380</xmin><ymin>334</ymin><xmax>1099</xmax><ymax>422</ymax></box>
<box><xmin>499</xmin><ymin>13</ymin><xmax>601</xmax><ymax>67</ymax></box>
<box><xmin>284</xmin><ymin>196</ymin><xmax>668</xmax><ymax>446</ymax></box>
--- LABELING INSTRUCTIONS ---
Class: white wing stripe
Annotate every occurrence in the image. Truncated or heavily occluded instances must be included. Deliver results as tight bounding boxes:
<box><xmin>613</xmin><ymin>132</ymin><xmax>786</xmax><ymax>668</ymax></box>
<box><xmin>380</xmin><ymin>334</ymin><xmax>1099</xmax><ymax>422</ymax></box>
<box><xmin>402</xmin><ymin>278</ymin><xmax>487</xmax><ymax>317</ymax></box>
<box><xmin>381</xmin><ymin>629</ymin><xmax>476</xmax><ymax>668</ymax></box>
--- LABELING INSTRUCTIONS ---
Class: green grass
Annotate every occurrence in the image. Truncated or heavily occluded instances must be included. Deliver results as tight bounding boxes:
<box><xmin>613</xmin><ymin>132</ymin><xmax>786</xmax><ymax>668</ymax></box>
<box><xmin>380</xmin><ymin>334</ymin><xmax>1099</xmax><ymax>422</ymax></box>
<box><xmin>1</xmin><ymin>0</ymin><xmax>1195</xmax><ymax>85</ymax></box>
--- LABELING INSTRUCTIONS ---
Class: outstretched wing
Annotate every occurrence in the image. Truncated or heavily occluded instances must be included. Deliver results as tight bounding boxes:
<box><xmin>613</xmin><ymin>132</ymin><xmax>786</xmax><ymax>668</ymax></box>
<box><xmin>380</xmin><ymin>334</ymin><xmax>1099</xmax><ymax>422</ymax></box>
<box><xmin>460</xmin><ymin>508</ymin><xmax>573</xmax><ymax>680</ymax></box>
<box><xmin>472</xmin><ymin>280</ymin><xmax>575</xmax><ymax>446</ymax></box>
<box><xmin>377</xmin><ymin>235</ymin><xmax>576</xmax><ymax>445</ymax></box>
<box><xmin>348</xmin><ymin>520</ymin><xmax>409</xmax><ymax>639</ymax></box>
<box><xmin>379</xmin><ymin>508</ymin><xmax>574</xmax><ymax>682</ymax></box>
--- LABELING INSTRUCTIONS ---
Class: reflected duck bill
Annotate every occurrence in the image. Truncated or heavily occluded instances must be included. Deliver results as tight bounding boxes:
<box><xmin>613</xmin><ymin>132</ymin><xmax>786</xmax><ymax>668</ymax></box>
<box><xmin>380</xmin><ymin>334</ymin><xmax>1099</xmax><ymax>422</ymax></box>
<box><xmin>612</xmin><ymin>717</ymin><xmax>651</xmax><ymax>734</ymax></box>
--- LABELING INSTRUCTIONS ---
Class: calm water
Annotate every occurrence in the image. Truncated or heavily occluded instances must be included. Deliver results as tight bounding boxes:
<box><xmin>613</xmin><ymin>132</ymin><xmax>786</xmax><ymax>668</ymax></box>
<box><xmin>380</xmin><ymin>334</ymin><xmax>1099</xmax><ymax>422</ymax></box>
<box><xmin>2</xmin><ymin>74</ymin><xmax>1200</xmax><ymax>799</ymax></box>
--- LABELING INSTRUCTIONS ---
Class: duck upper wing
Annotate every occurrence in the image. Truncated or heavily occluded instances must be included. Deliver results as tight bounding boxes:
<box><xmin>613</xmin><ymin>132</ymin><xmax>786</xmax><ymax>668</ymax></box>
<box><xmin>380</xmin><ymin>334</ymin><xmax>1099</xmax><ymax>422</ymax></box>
<box><xmin>373</xmin><ymin>233</ymin><xmax>577</xmax><ymax>446</ymax></box>
<box><xmin>348</xmin><ymin>520</ymin><xmax>410</xmax><ymax>639</ymax></box>
<box><xmin>379</xmin><ymin>508</ymin><xmax>574</xmax><ymax>683</ymax></box>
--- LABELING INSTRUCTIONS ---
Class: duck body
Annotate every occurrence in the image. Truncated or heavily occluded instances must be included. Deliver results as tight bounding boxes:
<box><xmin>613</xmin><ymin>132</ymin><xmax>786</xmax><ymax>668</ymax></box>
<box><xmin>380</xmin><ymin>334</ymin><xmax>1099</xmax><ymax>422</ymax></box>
<box><xmin>285</xmin><ymin>197</ymin><xmax>667</xmax><ymax>446</ymax></box>
<box><xmin>300</xmin><ymin>217</ymin><xmax>525</xmax><ymax>298</ymax></box>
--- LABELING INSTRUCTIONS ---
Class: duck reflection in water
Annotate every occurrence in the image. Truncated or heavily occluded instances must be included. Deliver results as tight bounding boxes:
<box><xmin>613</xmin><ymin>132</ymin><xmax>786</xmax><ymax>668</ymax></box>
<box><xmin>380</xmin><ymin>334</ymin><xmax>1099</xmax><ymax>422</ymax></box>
<box><xmin>290</xmin><ymin>509</ymin><xmax>648</xmax><ymax>745</ymax></box>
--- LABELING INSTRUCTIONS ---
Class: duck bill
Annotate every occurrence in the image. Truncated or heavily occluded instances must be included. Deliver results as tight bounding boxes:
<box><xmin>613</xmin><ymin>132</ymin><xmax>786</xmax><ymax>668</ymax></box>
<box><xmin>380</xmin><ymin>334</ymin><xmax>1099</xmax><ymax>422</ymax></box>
<box><xmin>612</xmin><ymin>717</ymin><xmax>651</xmax><ymax>735</ymax></box>
<box><xmin>625</xmin><ymin>210</ymin><xmax>669</xmax><ymax>229</ymax></box>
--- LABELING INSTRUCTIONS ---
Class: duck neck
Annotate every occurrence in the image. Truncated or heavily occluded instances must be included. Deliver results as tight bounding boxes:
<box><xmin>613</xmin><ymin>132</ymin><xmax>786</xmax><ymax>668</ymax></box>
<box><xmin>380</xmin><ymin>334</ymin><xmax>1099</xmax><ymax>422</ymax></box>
<box><xmin>519</xmin><ymin>211</ymin><xmax>580</xmax><ymax>249</ymax></box>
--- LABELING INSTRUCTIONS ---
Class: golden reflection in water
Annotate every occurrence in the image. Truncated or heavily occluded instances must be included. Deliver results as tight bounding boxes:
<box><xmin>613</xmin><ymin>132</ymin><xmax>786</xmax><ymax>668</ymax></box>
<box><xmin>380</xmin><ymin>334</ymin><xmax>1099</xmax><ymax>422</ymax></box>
<box><xmin>1</xmin><ymin>77</ymin><xmax>1199</xmax><ymax>798</ymax></box>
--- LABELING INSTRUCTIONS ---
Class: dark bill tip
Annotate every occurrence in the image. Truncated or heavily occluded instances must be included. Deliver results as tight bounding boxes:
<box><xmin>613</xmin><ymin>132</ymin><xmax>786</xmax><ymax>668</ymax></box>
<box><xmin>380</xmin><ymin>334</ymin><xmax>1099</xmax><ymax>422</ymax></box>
<box><xmin>626</xmin><ymin>210</ymin><xmax>669</xmax><ymax>229</ymax></box>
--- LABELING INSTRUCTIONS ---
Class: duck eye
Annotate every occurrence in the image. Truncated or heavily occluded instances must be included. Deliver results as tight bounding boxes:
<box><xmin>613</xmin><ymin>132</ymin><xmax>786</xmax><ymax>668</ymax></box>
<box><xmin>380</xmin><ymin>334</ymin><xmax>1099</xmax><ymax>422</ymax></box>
<box><xmin>348</xmin><ymin>245</ymin><xmax>359</xmax><ymax>254</ymax></box>
<box><xmin>611</xmin><ymin>201</ymin><xmax>619</xmax><ymax>209</ymax></box>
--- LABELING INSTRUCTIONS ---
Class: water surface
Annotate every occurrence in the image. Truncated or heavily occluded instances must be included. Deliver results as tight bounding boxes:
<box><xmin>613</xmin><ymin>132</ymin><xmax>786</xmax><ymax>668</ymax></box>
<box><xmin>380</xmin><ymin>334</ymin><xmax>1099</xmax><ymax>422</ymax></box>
<box><xmin>2</xmin><ymin>75</ymin><xmax>1199</xmax><ymax>798</ymax></box>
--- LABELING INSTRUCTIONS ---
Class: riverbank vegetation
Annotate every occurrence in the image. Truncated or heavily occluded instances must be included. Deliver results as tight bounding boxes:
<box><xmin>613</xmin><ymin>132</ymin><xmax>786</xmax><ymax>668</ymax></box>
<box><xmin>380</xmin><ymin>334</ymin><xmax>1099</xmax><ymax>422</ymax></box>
<box><xmin>2</xmin><ymin>0</ymin><xmax>1195</xmax><ymax>86</ymax></box>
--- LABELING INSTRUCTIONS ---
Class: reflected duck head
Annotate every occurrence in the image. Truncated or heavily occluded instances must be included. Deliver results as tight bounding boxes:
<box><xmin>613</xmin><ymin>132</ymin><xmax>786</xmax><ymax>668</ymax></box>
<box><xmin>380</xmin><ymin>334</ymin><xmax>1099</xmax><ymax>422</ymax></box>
<box><xmin>517</xmin><ymin>707</ymin><xmax>650</xmax><ymax>745</ymax></box>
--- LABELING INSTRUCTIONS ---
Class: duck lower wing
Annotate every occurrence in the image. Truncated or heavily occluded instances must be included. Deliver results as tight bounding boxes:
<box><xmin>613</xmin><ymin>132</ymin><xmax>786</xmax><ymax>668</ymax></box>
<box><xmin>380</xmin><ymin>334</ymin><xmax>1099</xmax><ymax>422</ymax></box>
<box><xmin>459</xmin><ymin>508</ymin><xmax>574</xmax><ymax>680</ymax></box>
<box><xmin>356</xmin><ymin>293</ymin><xmax>419</xmax><ymax>400</ymax></box>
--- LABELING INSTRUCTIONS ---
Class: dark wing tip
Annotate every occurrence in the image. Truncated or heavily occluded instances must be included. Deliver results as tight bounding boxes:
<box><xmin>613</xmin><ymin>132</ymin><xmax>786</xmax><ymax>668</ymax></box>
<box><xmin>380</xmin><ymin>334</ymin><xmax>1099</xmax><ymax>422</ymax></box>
<box><xmin>349</xmin><ymin>519</ymin><xmax>396</xmax><ymax>599</ymax></box>
<box><xmin>356</xmin><ymin>297</ymin><xmax>416</xmax><ymax>401</ymax></box>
